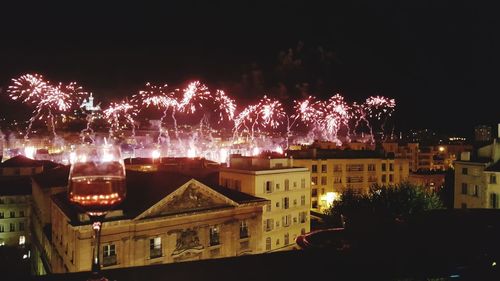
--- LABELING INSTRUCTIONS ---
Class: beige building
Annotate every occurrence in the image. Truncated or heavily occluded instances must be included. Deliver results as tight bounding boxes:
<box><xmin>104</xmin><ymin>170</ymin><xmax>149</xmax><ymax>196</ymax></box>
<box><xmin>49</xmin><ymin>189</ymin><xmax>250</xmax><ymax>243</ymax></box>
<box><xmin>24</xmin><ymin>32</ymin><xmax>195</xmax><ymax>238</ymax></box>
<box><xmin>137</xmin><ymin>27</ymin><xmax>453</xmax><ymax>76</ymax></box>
<box><xmin>454</xmin><ymin>139</ymin><xmax>500</xmax><ymax>209</ymax></box>
<box><xmin>45</xmin><ymin>170</ymin><xmax>266</xmax><ymax>273</ymax></box>
<box><xmin>0</xmin><ymin>176</ymin><xmax>31</xmax><ymax>247</ymax></box>
<box><xmin>220</xmin><ymin>156</ymin><xmax>311</xmax><ymax>252</ymax></box>
<box><xmin>290</xmin><ymin>149</ymin><xmax>409</xmax><ymax>212</ymax></box>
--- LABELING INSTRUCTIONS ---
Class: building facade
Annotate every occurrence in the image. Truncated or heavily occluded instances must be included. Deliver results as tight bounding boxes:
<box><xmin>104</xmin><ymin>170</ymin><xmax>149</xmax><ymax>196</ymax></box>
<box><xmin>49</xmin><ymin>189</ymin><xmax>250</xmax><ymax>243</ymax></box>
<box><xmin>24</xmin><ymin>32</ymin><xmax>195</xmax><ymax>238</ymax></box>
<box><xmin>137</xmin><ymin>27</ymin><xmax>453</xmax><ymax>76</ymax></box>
<box><xmin>454</xmin><ymin>140</ymin><xmax>500</xmax><ymax>209</ymax></box>
<box><xmin>219</xmin><ymin>156</ymin><xmax>311</xmax><ymax>252</ymax></box>
<box><xmin>290</xmin><ymin>149</ymin><xmax>410</xmax><ymax>212</ymax></box>
<box><xmin>0</xmin><ymin>177</ymin><xmax>31</xmax><ymax>247</ymax></box>
<box><xmin>46</xmin><ymin>171</ymin><xmax>266</xmax><ymax>273</ymax></box>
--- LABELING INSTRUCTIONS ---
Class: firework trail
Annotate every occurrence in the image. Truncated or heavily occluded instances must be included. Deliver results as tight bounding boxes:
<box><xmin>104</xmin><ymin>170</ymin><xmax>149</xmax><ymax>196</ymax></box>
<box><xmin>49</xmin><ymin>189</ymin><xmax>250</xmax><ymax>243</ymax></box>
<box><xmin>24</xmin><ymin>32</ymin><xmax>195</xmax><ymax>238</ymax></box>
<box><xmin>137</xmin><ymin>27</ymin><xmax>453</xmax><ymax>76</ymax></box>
<box><xmin>103</xmin><ymin>101</ymin><xmax>137</xmax><ymax>141</ymax></box>
<box><xmin>8</xmin><ymin>74</ymin><xmax>86</xmax><ymax>139</ymax></box>
<box><xmin>364</xmin><ymin>96</ymin><xmax>396</xmax><ymax>141</ymax></box>
<box><xmin>214</xmin><ymin>90</ymin><xmax>236</xmax><ymax>122</ymax></box>
<box><xmin>321</xmin><ymin>94</ymin><xmax>350</xmax><ymax>145</ymax></box>
<box><xmin>132</xmin><ymin>83</ymin><xmax>178</xmax><ymax>145</ymax></box>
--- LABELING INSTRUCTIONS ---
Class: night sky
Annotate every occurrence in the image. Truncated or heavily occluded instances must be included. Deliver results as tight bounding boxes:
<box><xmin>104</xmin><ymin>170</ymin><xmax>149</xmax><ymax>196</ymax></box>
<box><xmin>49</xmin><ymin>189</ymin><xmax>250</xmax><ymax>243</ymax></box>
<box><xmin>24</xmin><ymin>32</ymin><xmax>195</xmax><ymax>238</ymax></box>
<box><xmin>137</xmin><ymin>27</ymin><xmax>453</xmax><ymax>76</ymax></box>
<box><xmin>0</xmin><ymin>1</ymin><xmax>498</xmax><ymax>136</ymax></box>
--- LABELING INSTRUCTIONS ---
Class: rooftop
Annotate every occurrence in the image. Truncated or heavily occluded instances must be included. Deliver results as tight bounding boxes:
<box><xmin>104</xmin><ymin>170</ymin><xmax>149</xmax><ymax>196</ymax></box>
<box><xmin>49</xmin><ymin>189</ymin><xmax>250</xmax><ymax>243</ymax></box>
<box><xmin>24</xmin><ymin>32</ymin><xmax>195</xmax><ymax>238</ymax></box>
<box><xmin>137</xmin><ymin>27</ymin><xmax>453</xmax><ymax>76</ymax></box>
<box><xmin>288</xmin><ymin>149</ymin><xmax>385</xmax><ymax>160</ymax></box>
<box><xmin>0</xmin><ymin>155</ymin><xmax>60</xmax><ymax>169</ymax></box>
<box><xmin>485</xmin><ymin>161</ymin><xmax>500</xmax><ymax>172</ymax></box>
<box><xmin>0</xmin><ymin>176</ymin><xmax>32</xmax><ymax>196</ymax></box>
<box><xmin>51</xmin><ymin>169</ymin><xmax>267</xmax><ymax>225</ymax></box>
<box><xmin>32</xmin><ymin>165</ymin><xmax>70</xmax><ymax>189</ymax></box>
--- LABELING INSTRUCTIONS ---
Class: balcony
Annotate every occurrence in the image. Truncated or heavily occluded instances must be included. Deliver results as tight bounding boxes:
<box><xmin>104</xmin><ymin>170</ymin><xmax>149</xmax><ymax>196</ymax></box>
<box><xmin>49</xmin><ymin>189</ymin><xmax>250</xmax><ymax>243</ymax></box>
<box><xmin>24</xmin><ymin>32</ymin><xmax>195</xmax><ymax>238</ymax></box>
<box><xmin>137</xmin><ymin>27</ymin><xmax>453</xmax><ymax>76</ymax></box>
<box><xmin>150</xmin><ymin>248</ymin><xmax>162</xmax><ymax>259</ymax></box>
<box><xmin>102</xmin><ymin>255</ymin><xmax>117</xmax><ymax>267</ymax></box>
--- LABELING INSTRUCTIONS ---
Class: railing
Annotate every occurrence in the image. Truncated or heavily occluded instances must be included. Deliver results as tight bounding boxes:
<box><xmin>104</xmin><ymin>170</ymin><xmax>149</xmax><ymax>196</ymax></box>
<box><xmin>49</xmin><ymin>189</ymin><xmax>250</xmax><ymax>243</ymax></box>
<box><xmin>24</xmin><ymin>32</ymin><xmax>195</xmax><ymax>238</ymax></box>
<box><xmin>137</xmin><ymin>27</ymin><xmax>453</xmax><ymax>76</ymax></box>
<box><xmin>102</xmin><ymin>255</ymin><xmax>117</xmax><ymax>267</ymax></box>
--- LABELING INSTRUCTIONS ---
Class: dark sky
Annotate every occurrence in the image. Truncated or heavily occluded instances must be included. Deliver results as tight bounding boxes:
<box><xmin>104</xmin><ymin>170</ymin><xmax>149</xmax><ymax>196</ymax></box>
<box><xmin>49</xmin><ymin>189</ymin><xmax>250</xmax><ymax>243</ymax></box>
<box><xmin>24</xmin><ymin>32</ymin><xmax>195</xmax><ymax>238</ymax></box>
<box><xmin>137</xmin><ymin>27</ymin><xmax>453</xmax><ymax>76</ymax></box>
<box><xmin>0</xmin><ymin>1</ymin><xmax>498</xmax><ymax>135</ymax></box>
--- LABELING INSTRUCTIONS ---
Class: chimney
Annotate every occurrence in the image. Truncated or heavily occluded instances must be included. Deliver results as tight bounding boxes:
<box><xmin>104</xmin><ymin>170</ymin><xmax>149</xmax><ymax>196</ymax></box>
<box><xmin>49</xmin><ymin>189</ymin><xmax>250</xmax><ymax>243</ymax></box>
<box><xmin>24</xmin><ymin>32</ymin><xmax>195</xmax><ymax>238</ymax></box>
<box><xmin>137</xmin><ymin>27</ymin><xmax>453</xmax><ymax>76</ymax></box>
<box><xmin>461</xmin><ymin>151</ymin><xmax>471</xmax><ymax>161</ymax></box>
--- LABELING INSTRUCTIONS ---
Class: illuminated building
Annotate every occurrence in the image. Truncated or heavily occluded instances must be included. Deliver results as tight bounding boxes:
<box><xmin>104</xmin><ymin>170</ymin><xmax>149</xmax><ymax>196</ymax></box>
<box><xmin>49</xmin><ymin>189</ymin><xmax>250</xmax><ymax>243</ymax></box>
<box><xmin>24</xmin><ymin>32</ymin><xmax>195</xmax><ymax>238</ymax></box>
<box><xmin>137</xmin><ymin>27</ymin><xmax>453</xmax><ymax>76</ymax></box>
<box><xmin>0</xmin><ymin>176</ymin><xmax>31</xmax><ymax>247</ymax></box>
<box><xmin>220</xmin><ymin>156</ymin><xmax>311</xmax><ymax>252</ymax></box>
<box><xmin>290</xmin><ymin>149</ymin><xmax>409</xmax><ymax>212</ymax></box>
<box><xmin>35</xmin><ymin>169</ymin><xmax>266</xmax><ymax>273</ymax></box>
<box><xmin>454</xmin><ymin>138</ymin><xmax>500</xmax><ymax>209</ymax></box>
<box><xmin>474</xmin><ymin>125</ymin><xmax>492</xmax><ymax>143</ymax></box>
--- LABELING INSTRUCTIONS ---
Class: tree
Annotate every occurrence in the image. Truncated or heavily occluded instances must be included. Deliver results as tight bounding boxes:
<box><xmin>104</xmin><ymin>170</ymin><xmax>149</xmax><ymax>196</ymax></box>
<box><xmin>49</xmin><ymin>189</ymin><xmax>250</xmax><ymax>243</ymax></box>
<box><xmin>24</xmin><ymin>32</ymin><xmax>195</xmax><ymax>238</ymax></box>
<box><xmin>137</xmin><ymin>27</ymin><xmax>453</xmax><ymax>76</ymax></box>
<box><xmin>325</xmin><ymin>182</ymin><xmax>444</xmax><ymax>228</ymax></box>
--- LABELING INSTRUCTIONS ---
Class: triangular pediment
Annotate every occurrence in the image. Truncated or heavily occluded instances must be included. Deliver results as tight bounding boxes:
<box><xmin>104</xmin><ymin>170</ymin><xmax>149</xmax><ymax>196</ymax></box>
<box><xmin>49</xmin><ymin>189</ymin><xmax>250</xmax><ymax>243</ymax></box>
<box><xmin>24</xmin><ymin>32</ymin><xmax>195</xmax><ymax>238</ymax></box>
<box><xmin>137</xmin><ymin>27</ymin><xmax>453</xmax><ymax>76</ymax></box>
<box><xmin>135</xmin><ymin>179</ymin><xmax>238</xmax><ymax>220</ymax></box>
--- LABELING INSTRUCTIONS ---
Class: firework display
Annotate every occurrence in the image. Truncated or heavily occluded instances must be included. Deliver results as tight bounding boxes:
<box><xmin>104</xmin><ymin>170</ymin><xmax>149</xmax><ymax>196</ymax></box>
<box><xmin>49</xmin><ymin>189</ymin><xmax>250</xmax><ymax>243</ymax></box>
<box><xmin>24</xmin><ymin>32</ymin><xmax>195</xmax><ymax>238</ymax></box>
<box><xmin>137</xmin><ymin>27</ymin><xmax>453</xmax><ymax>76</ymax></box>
<box><xmin>2</xmin><ymin>73</ymin><xmax>397</xmax><ymax>163</ymax></box>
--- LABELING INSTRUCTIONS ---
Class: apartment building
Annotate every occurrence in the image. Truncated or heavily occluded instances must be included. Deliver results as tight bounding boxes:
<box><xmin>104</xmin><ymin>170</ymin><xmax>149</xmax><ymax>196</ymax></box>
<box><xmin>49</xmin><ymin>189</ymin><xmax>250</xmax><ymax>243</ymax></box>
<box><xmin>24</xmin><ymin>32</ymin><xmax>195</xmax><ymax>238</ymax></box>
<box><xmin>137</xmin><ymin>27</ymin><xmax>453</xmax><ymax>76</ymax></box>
<box><xmin>454</xmin><ymin>139</ymin><xmax>500</xmax><ymax>209</ymax></box>
<box><xmin>290</xmin><ymin>149</ymin><xmax>409</xmax><ymax>212</ymax></box>
<box><xmin>219</xmin><ymin>156</ymin><xmax>310</xmax><ymax>252</ymax></box>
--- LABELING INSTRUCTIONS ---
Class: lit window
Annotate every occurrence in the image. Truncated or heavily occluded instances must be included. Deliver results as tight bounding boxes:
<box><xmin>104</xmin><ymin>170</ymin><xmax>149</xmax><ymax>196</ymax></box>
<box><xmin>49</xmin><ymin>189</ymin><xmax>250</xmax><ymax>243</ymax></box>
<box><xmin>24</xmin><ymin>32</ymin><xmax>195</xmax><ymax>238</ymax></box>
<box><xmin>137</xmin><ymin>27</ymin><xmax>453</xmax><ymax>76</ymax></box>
<box><xmin>150</xmin><ymin>237</ymin><xmax>162</xmax><ymax>259</ymax></box>
<box><xmin>103</xmin><ymin>244</ymin><xmax>117</xmax><ymax>267</ymax></box>
<box><xmin>19</xmin><ymin>235</ymin><xmax>25</xmax><ymax>245</ymax></box>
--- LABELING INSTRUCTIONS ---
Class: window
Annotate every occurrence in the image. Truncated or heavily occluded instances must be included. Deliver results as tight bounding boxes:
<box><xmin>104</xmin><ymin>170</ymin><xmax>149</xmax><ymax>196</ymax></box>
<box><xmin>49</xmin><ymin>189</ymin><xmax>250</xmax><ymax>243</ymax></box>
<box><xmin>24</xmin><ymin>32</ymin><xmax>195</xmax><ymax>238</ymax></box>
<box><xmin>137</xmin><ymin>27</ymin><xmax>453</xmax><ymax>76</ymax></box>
<box><xmin>347</xmin><ymin>164</ymin><xmax>364</xmax><ymax>172</ymax></box>
<box><xmin>19</xmin><ymin>222</ymin><xmax>25</xmax><ymax>232</ymax></box>
<box><xmin>240</xmin><ymin>221</ymin><xmax>249</xmax><ymax>239</ymax></box>
<box><xmin>311</xmin><ymin>189</ymin><xmax>318</xmax><ymax>197</ymax></box>
<box><xmin>462</xmin><ymin>168</ymin><xmax>468</xmax><ymax>175</ymax></box>
<box><xmin>103</xmin><ymin>244</ymin><xmax>117</xmax><ymax>266</ymax></box>
<box><xmin>0</xmin><ymin>212</ymin><xmax>3</xmax><ymax>219</ymax></box>
<box><xmin>473</xmin><ymin>185</ymin><xmax>479</xmax><ymax>197</ymax></box>
<box><xmin>283</xmin><ymin>197</ymin><xmax>289</xmax><ymax>209</ymax></box>
<box><xmin>301</xmin><ymin>195</ymin><xmax>306</xmax><ymax>206</ymax></box>
<box><xmin>0</xmin><ymin>225</ymin><xmax>4</xmax><ymax>232</ymax></box>
<box><xmin>265</xmin><ymin>181</ymin><xmax>273</xmax><ymax>193</ymax></box>
<box><xmin>490</xmin><ymin>174</ymin><xmax>497</xmax><ymax>184</ymax></box>
<box><xmin>321</xmin><ymin>176</ymin><xmax>327</xmax><ymax>185</ymax></box>
<box><xmin>382</xmin><ymin>163</ymin><xmax>387</xmax><ymax>171</ymax></box>
<box><xmin>265</xmin><ymin>237</ymin><xmax>271</xmax><ymax>251</ymax></box>
<box><xmin>234</xmin><ymin>180</ymin><xmax>241</xmax><ymax>192</ymax></box>
<box><xmin>293</xmin><ymin>181</ymin><xmax>297</xmax><ymax>188</ymax></box>
<box><xmin>10</xmin><ymin>211</ymin><xmax>15</xmax><ymax>218</ymax></box>
<box><xmin>311</xmin><ymin>177</ymin><xmax>318</xmax><ymax>185</ymax></box>
<box><xmin>301</xmin><ymin>178</ymin><xmax>306</xmax><ymax>188</ymax></box>
<box><xmin>0</xmin><ymin>198</ymin><xmax>3</xmax><ymax>204</ymax></box>
<box><xmin>284</xmin><ymin>179</ymin><xmax>290</xmax><ymax>191</ymax></box>
<box><xmin>19</xmin><ymin>211</ymin><xmax>24</xmax><ymax>217</ymax></box>
<box><xmin>284</xmin><ymin>233</ymin><xmax>290</xmax><ymax>245</ymax></box>
<box><xmin>311</xmin><ymin>165</ymin><xmax>318</xmax><ymax>173</ymax></box>
<box><xmin>276</xmin><ymin>183</ymin><xmax>280</xmax><ymax>190</ymax></box>
<box><xmin>490</xmin><ymin>193</ymin><xmax>498</xmax><ymax>209</ymax></box>
<box><xmin>321</xmin><ymin>164</ymin><xmax>327</xmax><ymax>173</ymax></box>
<box><xmin>266</xmin><ymin>201</ymin><xmax>271</xmax><ymax>212</ymax></box>
<box><xmin>282</xmin><ymin>215</ymin><xmax>291</xmax><ymax>227</ymax></box>
<box><xmin>367</xmin><ymin>164</ymin><xmax>376</xmax><ymax>171</ymax></box>
<box><xmin>209</xmin><ymin>226</ymin><xmax>220</xmax><ymax>246</ymax></box>
<box><xmin>334</xmin><ymin>177</ymin><xmax>342</xmax><ymax>184</ymax></box>
<box><xmin>461</xmin><ymin>183</ymin><xmax>468</xmax><ymax>195</ymax></box>
<box><xmin>333</xmin><ymin>165</ymin><xmax>342</xmax><ymax>172</ymax></box>
<box><xmin>389</xmin><ymin>175</ymin><xmax>394</xmax><ymax>183</ymax></box>
<box><xmin>264</xmin><ymin>219</ymin><xmax>274</xmax><ymax>232</ymax></box>
<box><xmin>389</xmin><ymin>163</ymin><xmax>394</xmax><ymax>171</ymax></box>
<box><xmin>382</xmin><ymin>175</ymin><xmax>387</xmax><ymax>183</ymax></box>
<box><xmin>293</xmin><ymin>199</ymin><xmax>297</xmax><ymax>206</ymax></box>
<box><xmin>150</xmin><ymin>237</ymin><xmax>162</xmax><ymax>259</ymax></box>
<box><xmin>299</xmin><ymin>211</ymin><xmax>307</xmax><ymax>223</ymax></box>
<box><xmin>19</xmin><ymin>236</ymin><xmax>25</xmax><ymax>246</ymax></box>
<box><xmin>312</xmin><ymin>201</ymin><xmax>318</xmax><ymax>209</ymax></box>
<box><xmin>9</xmin><ymin>223</ymin><xmax>15</xmax><ymax>232</ymax></box>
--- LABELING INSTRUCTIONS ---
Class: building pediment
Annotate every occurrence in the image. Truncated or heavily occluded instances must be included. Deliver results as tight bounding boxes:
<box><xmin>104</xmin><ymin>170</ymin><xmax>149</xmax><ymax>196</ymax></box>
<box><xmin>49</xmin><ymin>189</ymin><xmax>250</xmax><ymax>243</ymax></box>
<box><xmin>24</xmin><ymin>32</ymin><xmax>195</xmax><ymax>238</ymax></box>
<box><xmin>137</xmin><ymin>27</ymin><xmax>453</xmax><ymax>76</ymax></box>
<box><xmin>135</xmin><ymin>179</ymin><xmax>238</xmax><ymax>220</ymax></box>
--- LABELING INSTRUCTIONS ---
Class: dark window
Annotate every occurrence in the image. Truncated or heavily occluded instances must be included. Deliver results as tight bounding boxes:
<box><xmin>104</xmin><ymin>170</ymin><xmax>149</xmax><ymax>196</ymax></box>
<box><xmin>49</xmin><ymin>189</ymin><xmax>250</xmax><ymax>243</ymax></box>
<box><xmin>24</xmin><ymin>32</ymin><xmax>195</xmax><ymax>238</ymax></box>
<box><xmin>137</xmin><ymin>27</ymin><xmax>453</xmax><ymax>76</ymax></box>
<box><xmin>491</xmin><ymin>193</ymin><xmax>498</xmax><ymax>209</ymax></box>
<box><xmin>0</xmin><ymin>212</ymin><xmax>3</xmax><ymax>218</ymax></box>
<box><xmin>265</xmin><ymin>237</ymin><xmax>271</xmax><ymax>251</ymax></box>
<box><xmin>473</xmin><ymin>185</ymin><xmax>479</xmax><ymax>197</ymax></box>
<box><xmin>9</xmin><ymin>223</ymin><xmax>15</xmax><ymax>232</ymax></box>
<box><xmin>19</xmin><ymin>222</ymin><xmax>25</xmax><ymax>232</ymax></box>
<box><xmin>321</xmin><ymin>176</ymin><xmax>327</xmax><ymax>185</ymax></box>
<box><xmin>301</xmin><ymin>195</ymin><xmax>306</xmax><ymax>206</ymax></box>
<box><xmin>382</xmin><ymin>163</ymin><xmax>387</xmax><ymax>171</ymax></box>
<box><xmin>311</xmin><ymin>189</ymin><xmax>318</xmax><ymax>197</ymax></box>
<box><xmin>19</xmin><ymin>211</ymin><xmax>24</xmax><ymax>217</ymax></box>
<box><xmin>209</xmin><ymin>226</ymin><xmax>220</xmax><ymax>246</ymax></box>
<box><xmin>321</xmin><ymin>165</ymin><xmax>327</xmax><ymax>173</ymax></box>
<box><xmin>9</xmin><ymin>211</ymin><xmax>15</xmax><ymax>218</ymax></box>
<box><xmin>490</xmin><ymin>174</ymin><xmax>497</xmax><ymax>184</ymax></box>
<box><xmin>284</xmin><ymin>179</ymin><xmax>290</xmax><ymax>191</ymax></box>
<box><xmin>312</xmin><ymin>201</ymin><xmax>318</xmax><ymax>209</ymax></box>
<box><xmin>265</xmin><ymin>181</ymin><xmax>273</xmax><ymax>193</ymax></box>
<box><xmin>283</xmin><ymin>197</ymin><xmax>289</xmax><ymax>209</ymax></box>
<box><xmin>461</xmin><ymin>183</ymin><xmax>468</xmax><ymax>195</ymax></box>
<box><xmin>0</xmin><ymin>225</ymin><xmax>4</xmax><ymax>232</ymax></box>
<box><xmin>311</xmin><ymin>165</ymin><xmax>318</xmax><ymax>173</ymax></box>
<box><xmin>389</xmin><ymin>163</ymin><xmax>394</xmax><ymax>171</ymax></box>
<box><xmin>311</xmin><ymin>177</ymin><xmax>318</xmax><ymax>185</ymax></box>
<box><xmin>462</xmin><ymin>168</ymin><xmax>468</xmax><ymax>175</ymax></box>
<box><xmin>284</xmin><ymin>233</ymin><xmax>290</xmax><ymax>245</ymax></box>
